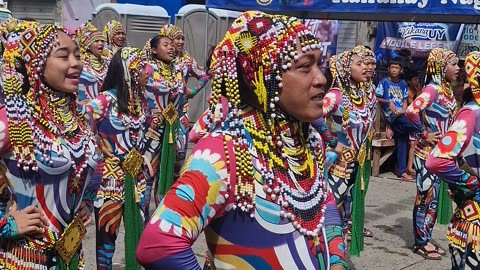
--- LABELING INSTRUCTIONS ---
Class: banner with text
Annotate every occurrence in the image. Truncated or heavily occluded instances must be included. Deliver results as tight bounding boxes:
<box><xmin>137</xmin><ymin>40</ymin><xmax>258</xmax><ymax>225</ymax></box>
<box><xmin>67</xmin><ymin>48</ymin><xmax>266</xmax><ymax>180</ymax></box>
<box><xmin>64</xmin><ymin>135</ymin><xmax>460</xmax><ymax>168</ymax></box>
<box><xmin>374</xmin><ymin>22</ymin><xmax>464</xmax><ymax>69</ymax></box>
<box><xmin>205</xmin><ymin>0</ymin><xmax>480</xmax><ymax>22</ymax></box>
<box><xmin>458</xmin><ymin>24</ymin><xmax>480</xmax><ymax>60</ymax></box>
<box><xmin>304</xmin><ymin>19</ymin><xmax>339</xmax><ymax>69</ymax></box>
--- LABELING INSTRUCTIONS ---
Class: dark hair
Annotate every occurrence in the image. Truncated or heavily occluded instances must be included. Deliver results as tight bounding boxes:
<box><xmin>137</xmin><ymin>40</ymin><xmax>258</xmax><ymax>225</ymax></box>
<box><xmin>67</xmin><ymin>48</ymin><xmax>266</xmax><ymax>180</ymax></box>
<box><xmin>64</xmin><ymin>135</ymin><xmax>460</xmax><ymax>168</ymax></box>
<box><xmin>404</xmin><ymin>69</ymin><xmax>419</xmax><ymax>81</ymax></box>
<box><xmin>100</xmin><ymin>50</ymin><xmax>130</xmax><ymax>114</ymax></box>
<box><xmin>18</xmin><ymin>17</ymin><xmax>37</xmax><ymax>22</ymax></box>
<box><xmin>150</xmin><ymin>35</ymin><xmax>162</xmax><ymax>50</ymax></box>
<box><xmin>205</xmin><ymin>46</ymin><xmax>215</xmax><ymax>77</ymax></box>
<box><xmin>399</xmin><ymin>48</ymin><xmax>412</xmax><ymax>57</ymax></box>
<box><xmin>462</xmin><ymin>87</ymin><xmax>473</xmax><ymax>105</ymax></box>
<box><xmin>388</xmin><ymin>57</ymin><xmax>403</xmax><ymax>68</ymax></box>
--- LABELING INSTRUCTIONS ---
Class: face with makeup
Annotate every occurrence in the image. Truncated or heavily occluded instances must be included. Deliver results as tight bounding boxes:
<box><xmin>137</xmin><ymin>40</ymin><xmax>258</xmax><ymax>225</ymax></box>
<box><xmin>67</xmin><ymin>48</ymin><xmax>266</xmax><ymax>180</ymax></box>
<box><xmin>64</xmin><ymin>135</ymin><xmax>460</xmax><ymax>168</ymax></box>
<box><xmin>44</xmin><ymin>31</ymin><xmax>83</xmax><ymax>93</ymax></box>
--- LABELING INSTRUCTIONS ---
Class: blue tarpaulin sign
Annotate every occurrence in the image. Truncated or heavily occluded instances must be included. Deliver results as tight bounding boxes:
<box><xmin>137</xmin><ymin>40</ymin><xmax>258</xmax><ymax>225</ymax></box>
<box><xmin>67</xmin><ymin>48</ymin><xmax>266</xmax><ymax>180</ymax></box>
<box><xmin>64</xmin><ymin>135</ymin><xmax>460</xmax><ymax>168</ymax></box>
<box><xmin>374</xmin><ymin>22</ymin><xmax>464</xmax><ymax>69</ymax></box>
<box><xmin>205</xmin><ymin>0</ymin><xmax>480</xmax><ymax>23</ymax></box>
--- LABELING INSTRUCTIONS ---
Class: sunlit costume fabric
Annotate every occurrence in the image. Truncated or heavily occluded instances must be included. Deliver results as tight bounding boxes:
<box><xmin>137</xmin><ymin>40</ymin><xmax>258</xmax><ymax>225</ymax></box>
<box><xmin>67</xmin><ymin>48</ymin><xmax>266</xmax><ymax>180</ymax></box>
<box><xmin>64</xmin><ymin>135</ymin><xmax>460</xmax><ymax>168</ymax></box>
<box><xmin>82</xmin><ymin>47</ymin><xmax>148</xmax><ymax>270</ymax></box>
<box><xmin>136</xmin><ymin>11</ymin><xmax>348</xmax><ymax>270</ymax></box>
<box><xmin>426</xmin><ymin>51</ymin><xmax>480</xmax><ymax>270</ymax></box>
<box><xmin>320</xmin><ymin>47</ymin><xmax>377</xmax><ymax>255</ymax></box>
<box><xmin>0</xmin><ymin>22</ymin><xmax>100</xmax><ymax>269</ymax></box>
<box><xmin>138</xmin><ymin>32</ymin><xmax>186</xmax><ymax>219</ymax></box>
<box><xmin>406</xmin><ymin>48</ymin><xmax>457</xmax><ymax>251</ymax></box>
<box><xmin>159</xmin><ymin>24</ymin><xmax>209</xmax><ymax>182</ymax></box>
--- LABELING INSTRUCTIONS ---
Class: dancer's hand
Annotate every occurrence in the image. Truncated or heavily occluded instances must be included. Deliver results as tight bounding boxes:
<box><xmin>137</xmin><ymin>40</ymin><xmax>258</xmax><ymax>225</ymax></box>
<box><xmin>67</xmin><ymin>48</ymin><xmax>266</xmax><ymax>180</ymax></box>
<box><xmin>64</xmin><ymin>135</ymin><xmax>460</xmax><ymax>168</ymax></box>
<box><xmin>78</xmin><ymin>201</ymin><xmax>93</xmax><ymax>227</ymax></box>
<box><xmin>8</xmin><ymin>202</ymin><xmax>48</xmax><ymax>236</ymax></box>
<box><xmin>331</xmin><ymin>265</ymin><xmax>347</xmax><ymax>270</ymax></box>
<box><xmin>425</xmin><ymin>131</ymin><xmax>441</xmax><ymax>145</ymax></box>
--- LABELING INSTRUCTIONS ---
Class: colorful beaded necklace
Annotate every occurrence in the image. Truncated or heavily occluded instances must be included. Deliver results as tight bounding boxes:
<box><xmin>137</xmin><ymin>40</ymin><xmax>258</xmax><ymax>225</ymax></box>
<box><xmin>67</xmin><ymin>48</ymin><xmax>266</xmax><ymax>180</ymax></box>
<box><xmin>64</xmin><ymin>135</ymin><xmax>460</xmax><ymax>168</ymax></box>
<box><xmin>3</xmin><ymin>24</ymin><xmax>96</xmax><ymax>178</ymax></box>
<box><xmin>207</xmin><ymin>11</ymin><xmax>327</xmax><ymax>237</ymax></box>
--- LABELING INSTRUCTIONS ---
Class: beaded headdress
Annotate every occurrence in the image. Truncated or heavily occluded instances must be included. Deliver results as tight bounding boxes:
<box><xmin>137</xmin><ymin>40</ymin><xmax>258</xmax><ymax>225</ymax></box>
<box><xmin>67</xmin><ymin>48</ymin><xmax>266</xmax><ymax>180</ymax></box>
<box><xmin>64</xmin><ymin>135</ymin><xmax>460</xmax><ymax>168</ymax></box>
<box><xmin>427</xmin><ymin>48</ymin><xmax>458</xmax><ymax>85</ymax></box>
<box><xmin>2</xmin><ymin>23</ymin><xmax>94</xmax><ymax>173</ymax></box>
<box><xmin>208</xmin><ymin>10</ymin><xmax>319</xmax><ymax>125</ymax></box>
<box><xmin>121</xmin><ymin>47</ymin><xmax>147</xmax><ymax>90</ymax></box>
<box><xmin>328</xmin><ymin>54</ymin><xmax>337</xmax><ymax>88</ymax></box>
<box><xmin>75</xmin><ymin>22</ymin><xmax>106</xmax><ymax>61</ymax></box>
<box><xmin>333</xmin><ymin>50</ymin><xmax>355</xmax><ymax>90</ymax></box>
<box><xmin>208</xmin><ymin>11</ymin><xmax>328</xmax><ymax>237</ymax></box>
<box><xmin>465</xmin><ymin>51</ymin><xmax>480</xmax><ymax>106</ymax></box>
<box><xmin>159</xmin><ymin>24</ymin><xmax>183</xmax><ymax>40</ymax></box>
<box><xmin>104</xmin><ymin>20</ymin><xmax>126</xmax><ymax>48</ymax></box>
<box><xmin>352</xmin><ymin>45</ymin><xmax>375</xmax><ymax>63</ymax></box>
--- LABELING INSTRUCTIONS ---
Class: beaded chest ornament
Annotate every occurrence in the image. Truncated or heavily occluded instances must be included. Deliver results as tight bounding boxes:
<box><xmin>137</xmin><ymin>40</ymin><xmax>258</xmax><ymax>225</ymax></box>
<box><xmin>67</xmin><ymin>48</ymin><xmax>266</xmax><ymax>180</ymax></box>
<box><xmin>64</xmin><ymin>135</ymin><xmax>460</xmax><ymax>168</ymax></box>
<box><xmin>207</xmin><ymin>11</ymin><xmax>328</xmax><ymax>237</ymax></box>
<box><xmin>427</xmin><ymin>48</ymin><xmax>458</xmax><ymax>117</ymax></box>
<box><xmin>2</xmin><ymin>23</ymin><xmax>96</xmax><ymax>179</ymax></box>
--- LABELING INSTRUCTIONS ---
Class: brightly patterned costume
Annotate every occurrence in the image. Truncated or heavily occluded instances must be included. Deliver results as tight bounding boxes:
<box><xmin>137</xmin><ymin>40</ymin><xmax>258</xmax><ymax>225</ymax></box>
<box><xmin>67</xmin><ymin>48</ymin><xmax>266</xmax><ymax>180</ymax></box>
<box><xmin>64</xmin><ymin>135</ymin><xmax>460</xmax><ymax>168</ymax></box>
<box><xmin>406</xmin><ymin>48</ymin><xmax>457</xmax><ymax>251</ymax></box>
<box><xmin>139</xmin><ymin>36</ymin><xmax>186</xmax><ymax>218</ymax></box>
<box><xmin>76</xmin><ymin>22</ymin><xmax>109</xmax><ymax>102</ymax></box>
<box><xmin>321</xmin><ymin>49</ymin><xmax>376</xmax><ymax>255</ymax></box>
<box><xmin>0</xmin><ymin>23</ymin><xmax>101</xmax><ymax>269</ymax></box>
<box><xmin>82</xmin><ymin>47</ymin><xmax>148</xmax><ymax>270</ymax></box>
<box><xmin>137</xmin><ymin>11</ymin><xmax>348</xmax><ymax>270</ymax></box>
<box><xmin>426</xmin><ymin>51</ymin><xmax>480</xmax><ymax>270</ymax></box>
<box><xmin>159</xmin><ymin>24</ymin><xmax>209</xmax><ymax>182</ymax></box>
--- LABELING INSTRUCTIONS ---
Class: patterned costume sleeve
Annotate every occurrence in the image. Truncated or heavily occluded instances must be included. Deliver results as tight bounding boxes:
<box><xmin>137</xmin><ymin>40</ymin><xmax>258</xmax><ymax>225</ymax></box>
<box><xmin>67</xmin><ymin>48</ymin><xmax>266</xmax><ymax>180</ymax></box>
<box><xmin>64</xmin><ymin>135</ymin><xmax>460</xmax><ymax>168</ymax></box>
<box><xmin>83</xmin><ymin>93</ymin><xmax>112</xmax><ymax>122</ymax></box>
<box><xmin>136</xmin><ymin>134</ymin><xmax>231</xmax><ymax>269</ymax></box>
<box><xmin>312</xmin><ymin>118</ymin><xmax>337</xmax><ymax>148</ymax></box>
<box><xmin>406</xmin><ymin>85</ymin><xmax>438</xmax><ymax>139</ymax></box>
<box><xmin>186</xmin><ymin>54</ymin><xmax>209</xmax><ymax>95</ymax></box>
<box><xmin>324</xmin><ymin>190</ymin><xmax>349</xmax><ymax>269</ymax></box>
<box><xmin>425</xmin><ymin>108</ymin><xmax>478</xmax><ymax>196</ymax></box>
<box><xmin>323</xmin><ymin>88</ymin><xmax>341</xmax><ymax>119</ymax></box>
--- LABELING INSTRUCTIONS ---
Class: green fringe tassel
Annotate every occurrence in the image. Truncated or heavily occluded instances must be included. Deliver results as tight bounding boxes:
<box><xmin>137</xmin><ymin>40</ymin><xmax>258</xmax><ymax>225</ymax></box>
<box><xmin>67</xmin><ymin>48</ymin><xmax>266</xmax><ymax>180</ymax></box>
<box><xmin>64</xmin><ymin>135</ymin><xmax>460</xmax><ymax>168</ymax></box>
<box><xmin>56</xmin><ymin>253</ymin><xmax>79</xmax><ymax>270</ymax></box>
<box><xmin>123</xmin><ymin>172</ymin><xmax>143</xmax><ymax>270</ymax></box>
<box><xmin>350</xmin><ymin>140</ymin><xmax>372</xmax><ymax>257</ymax></box>
<box><xmin>158</xmin><ymin>120</ymin><xmax>179</xmax><ymax>197</ymax></box>
<box><xmin>437</xmin><ymin>180</ymin><xmax>453</xmax><ymax>225</ymax></box>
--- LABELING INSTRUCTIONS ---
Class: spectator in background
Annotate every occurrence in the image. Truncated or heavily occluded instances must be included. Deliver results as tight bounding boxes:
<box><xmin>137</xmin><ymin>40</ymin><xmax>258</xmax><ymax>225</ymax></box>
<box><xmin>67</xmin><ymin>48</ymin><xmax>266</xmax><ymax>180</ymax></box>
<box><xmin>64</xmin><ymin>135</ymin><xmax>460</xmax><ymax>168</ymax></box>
<box><xmin>405</xmin><ymin>69</ymin><xmax>421</xmax><ymax>176</ymax></box>
<box><xmin>376</xmin><ymin>57</ymin><xmax>418</xmax><ymax>181</ymax></box>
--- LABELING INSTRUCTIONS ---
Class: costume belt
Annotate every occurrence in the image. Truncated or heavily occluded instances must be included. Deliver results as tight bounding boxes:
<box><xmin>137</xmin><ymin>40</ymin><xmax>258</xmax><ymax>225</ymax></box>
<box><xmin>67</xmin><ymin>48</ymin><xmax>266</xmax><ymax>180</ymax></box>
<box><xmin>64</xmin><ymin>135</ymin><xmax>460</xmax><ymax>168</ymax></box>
<box><xmin>448</xmin><ymin>200</ymin><xmax>480</xmax><ymax>252</ymax></box>
<box><xmin>0</xmin><ymin>215</ymin><xmax>86</xmax><ymax>268</ymax></box>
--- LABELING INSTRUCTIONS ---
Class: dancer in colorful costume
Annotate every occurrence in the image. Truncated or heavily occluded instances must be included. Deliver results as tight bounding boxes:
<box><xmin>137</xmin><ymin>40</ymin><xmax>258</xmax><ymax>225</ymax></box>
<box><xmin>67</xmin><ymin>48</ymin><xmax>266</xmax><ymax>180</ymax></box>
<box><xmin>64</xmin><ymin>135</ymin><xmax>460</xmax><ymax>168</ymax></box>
<box><xmin>160</xmin><ymin>24</ymin><xmax>209</xmax><ymax>181</ymax></box>
<box><xmin>406</xmin><ymin>48</ymin><xmax>459</xmax><ymax>259</ymax></box>
<box><xmin>136</xmin><ymin>10</ymin><xmax>348</xmax><ymax>270</ymax></box>
<box><xmin>103</xmin><ymin>20</ymin><xmax>127</xmax><ymax>59</ymax></box>
<box><xmin>320</xmin><ymin>47</ymin><xmax>376</xmax><ymax>255</ymax></box>
<box><xmin>426</xmin><ymin>51</ymin><xmax>480</xmax><ymax>270</ymax></box>
<box><xmin>75</xmin><ymin>22</ymin><xmax>108</xmax><ymax>103</ymax></box>
<box><xmin>81</xmin><ymin>47</ymin><xmax>150</xmax><ymax>270</ymax></box>
<box><xmin>139</xmin><ymin>32</ymin><xmax>185</xmax><ymax>217</ymax></box>
<box><xmin>0</xmin><ymin>22</ymin><xmax>101</xmax><ymax>269</ymax></box>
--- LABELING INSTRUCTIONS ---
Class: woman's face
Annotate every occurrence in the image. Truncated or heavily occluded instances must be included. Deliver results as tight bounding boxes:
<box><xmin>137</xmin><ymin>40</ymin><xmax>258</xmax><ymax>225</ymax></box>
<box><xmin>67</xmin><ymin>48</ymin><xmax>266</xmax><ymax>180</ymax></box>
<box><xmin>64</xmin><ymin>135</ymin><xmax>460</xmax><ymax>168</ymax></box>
<box><xmin>350</xmin><ymin>54</ymin><xmax>368</xmax><ymax>83</ymax></box>
<box><xmin>445</xmin><ymin>58</ymin><xmax>460</xmax><ymax>83</ymax></box>
<box><xmin>153</xmin><ymin>37</ymin><xmax>174</xmax><ymax>62</ymax></box>
<box><xmin>113</xmin><ymin>30</ymin><xmax>126</xmax><ymax>47</ymax></box>
<box><xmin>88</xmin><ymin>39</ymin><xmax>104</xmax><ymax>59</ymax></box>
<box><xmin>44</xmin><ymin>31</ymin><xmax>83</xmax><ymax>94</ymax></box>
<box><xmin>172</xmin><ymin>35</ymin><xmax>185</xmax><ymax>54</ymax></box>
<box><xmin>137</xmin><ymin>64</ymin><xmax>152</xmax><ymax>87</ymax></box>
<box><xmin>279</xmin><ymin>41</ymin><xmax>327</xmax><ymax>122</ymax></box>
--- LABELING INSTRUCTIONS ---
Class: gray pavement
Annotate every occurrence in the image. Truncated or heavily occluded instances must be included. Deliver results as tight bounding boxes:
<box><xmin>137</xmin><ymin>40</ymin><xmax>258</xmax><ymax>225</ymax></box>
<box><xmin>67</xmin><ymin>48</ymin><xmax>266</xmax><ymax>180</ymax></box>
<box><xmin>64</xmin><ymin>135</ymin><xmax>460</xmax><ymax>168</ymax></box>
<box><xmin>83</xmin><ymin>172</ymin><xmax>452</xmax><ymax>270</ymax></box>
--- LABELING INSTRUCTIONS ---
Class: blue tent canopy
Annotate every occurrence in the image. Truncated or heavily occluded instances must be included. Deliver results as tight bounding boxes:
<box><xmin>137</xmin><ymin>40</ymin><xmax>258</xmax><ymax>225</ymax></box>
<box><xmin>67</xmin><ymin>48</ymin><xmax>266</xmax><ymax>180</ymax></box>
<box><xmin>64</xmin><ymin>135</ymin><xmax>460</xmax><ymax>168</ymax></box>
<box><xmin>205</xmin><ymin>0</ymin><xmax>480</xmax><ymax>23</ymax></box>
